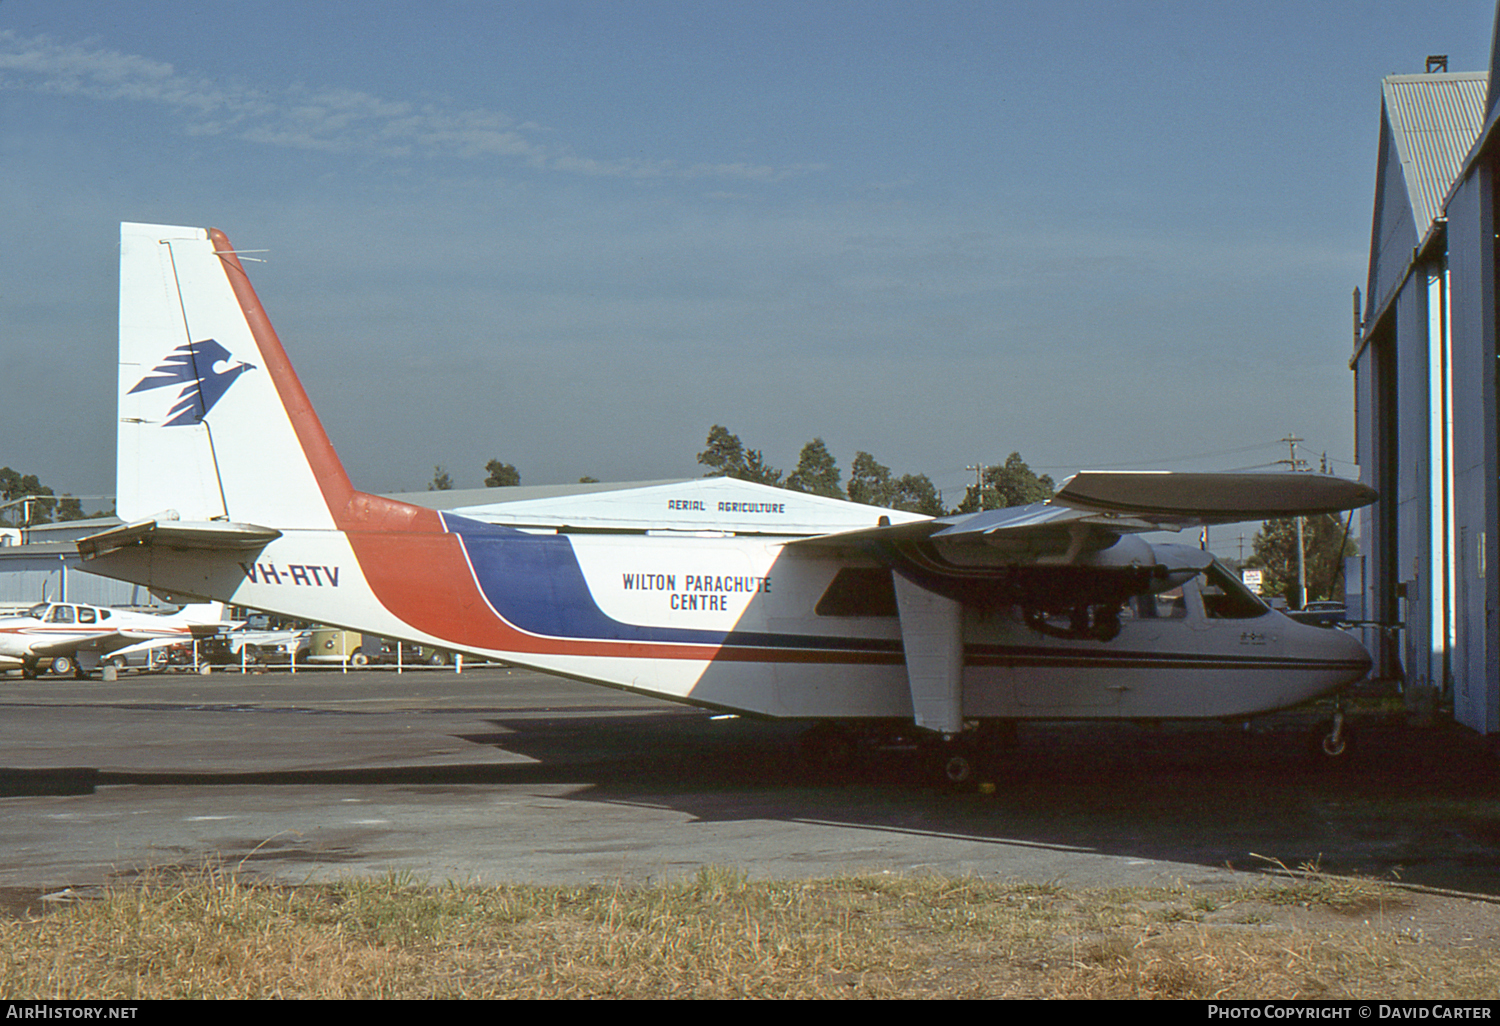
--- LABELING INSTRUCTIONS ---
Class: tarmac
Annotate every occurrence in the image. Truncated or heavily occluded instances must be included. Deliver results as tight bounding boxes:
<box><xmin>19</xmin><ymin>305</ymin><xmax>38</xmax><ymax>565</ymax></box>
<box><xmin>2</xmin><ymin>664</ymin><xmax>1498</xmax><ymax>898</ymax></box>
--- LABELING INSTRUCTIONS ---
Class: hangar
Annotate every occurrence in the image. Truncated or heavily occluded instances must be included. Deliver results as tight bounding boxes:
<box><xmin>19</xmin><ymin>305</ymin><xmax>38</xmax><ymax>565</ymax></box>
<box><xmin>1352</xmin><ymin>11</ymin><xmax>1500</xmax><ymax>738</ymax></box>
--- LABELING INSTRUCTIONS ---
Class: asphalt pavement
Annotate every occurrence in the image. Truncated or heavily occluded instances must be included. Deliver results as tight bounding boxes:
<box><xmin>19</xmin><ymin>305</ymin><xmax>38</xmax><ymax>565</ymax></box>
<box><xmin>2</xmin><ymin>664</ymin><xmax>1497</xmax><ymax>898</ymax></box>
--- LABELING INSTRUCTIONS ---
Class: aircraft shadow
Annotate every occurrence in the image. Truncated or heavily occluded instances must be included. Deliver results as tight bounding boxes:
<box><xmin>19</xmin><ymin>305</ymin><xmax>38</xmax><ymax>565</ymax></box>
<box><xmin>458</xmin><ymin>710</ymin><xmax>1500</xmax><ymax>896</ymax></box>
<box><xmin>4</xmin><ymin>709</ymin><xmax>1496</xmax><ymax>896</ymax></box>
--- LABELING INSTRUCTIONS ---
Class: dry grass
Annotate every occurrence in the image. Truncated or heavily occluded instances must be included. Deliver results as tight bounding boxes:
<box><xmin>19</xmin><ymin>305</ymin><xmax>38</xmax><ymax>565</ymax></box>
<box><xmin>1</xmin><ymin>865</ymin><xmax>1496</xmax><ymax>999</ymax></box>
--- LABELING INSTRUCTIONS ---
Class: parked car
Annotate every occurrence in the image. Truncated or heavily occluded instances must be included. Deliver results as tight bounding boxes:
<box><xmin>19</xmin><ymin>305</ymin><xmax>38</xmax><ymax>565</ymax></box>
<box><xmin>308</xmin><ymin>629</ymin><xmax>455</xmax><ymax>666</ymax></box>
<box><xmin>1285</xmin><ymin>601</ymin><xmax>1346</xmax><ymax>627</ymax></box>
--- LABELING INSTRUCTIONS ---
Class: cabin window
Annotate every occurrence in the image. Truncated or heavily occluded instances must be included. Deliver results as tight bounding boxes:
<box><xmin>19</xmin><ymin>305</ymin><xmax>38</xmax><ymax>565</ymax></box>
<box><xmin>1199</xmin><ymin>562</ymin><xmax>1269</xmax><ymax>619</ymax></box>
<box><xmin>1128</xmin><ymin>592</ymin><xmax>1186</xmax><ymax>619</ymax></box>
<box><xmin>77</xmin><ymin>608</ymin><xmax>96</xmax><ymax>624</ymax></box>
<box><xmin>815</xmin><ymin>567</ymin><xmax>899</xmax><ymax>617</ymax></box>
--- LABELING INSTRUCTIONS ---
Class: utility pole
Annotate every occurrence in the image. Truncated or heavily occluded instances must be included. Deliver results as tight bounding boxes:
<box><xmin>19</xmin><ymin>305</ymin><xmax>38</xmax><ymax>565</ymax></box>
<box><xmin>1278</xmin><ymin>432</ymin><xmax>1309</xmax><ymax>609</ymax></box>
<box><xmin>965</xmin><ymin>464</ymin><xmax>984</xmax><ymax>508</ymax></box>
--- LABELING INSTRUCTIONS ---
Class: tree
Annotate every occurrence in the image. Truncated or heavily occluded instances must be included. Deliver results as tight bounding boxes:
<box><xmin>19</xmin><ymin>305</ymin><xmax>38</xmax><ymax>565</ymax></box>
<box><xmin>0</xmin><ymin>467</ymin><xmax>56</xmax><ymax>525</ymax></box>
<box><xmin>952</xmin><ymin>453</ymin><xmax>1054</xmax><ymax>513</ymax></box>
<box><xmin>1244</xmin><ymin>512</ymin><xmax>1357</xmax><ymax>607</ymax></box>
<box><xmin>785</xmin><ymin>438</ymin><xmax>842</xmax><ymax>498</ymax></box>
<box><xmin>846</xmin><ymin>451</ymin><xmax>944</xmax><ymax>516</ymax></box>
<box><xmin>696</xmin><ymin>425</ymin><xmax>783</xmax><ymax>486</ymax></box>
<box><xmin>698</xmin><ymin>425</ymin><xmax>745</xmax><ymax>477</ymax></box>
<box><xmin>890</xmin><ymin>473</ymin><xmax>945</xmax><ymax>517</ymax></box>
<box><xmin>428</xmin><ymin>465</ymin><xmax>453</xmax><ymax>491</ymax></box>
<box><xmin>54</xmin><ymin>497</ymin><xmax>88</xmax><ymax>522</ymax></box>
<box><xmin>0</xmin><ymin>468</ymin><xmax>99</xmax><ymax>526</ymax></box>
<box><xmin>484</xmin><ymin>460</ymin><xmax>521</xmax><ymax>487</ymax></box>
<box><xmin>846</xmin><ymin>451</ymin><xmax>892</xmax><ymax>506</ymax></box>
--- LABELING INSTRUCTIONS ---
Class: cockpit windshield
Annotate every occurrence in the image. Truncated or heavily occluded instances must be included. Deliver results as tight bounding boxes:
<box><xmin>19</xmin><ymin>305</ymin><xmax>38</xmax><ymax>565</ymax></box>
<box><xmin>1199</xmin><ymin>560</ymin><xmax>1269</xmax><ymax>619</ymax></box>
<box><xmin>25</xmin><ymin>603</ymin><xmax>48</xmax><ymax>620</ymax></box>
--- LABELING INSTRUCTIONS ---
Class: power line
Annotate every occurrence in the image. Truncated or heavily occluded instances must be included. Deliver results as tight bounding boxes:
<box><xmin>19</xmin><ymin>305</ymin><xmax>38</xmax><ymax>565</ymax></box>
<box><xmin>1032</xmin><ymin>438</ymin><xmax>1307</xmax><ymax>472</ymax></box>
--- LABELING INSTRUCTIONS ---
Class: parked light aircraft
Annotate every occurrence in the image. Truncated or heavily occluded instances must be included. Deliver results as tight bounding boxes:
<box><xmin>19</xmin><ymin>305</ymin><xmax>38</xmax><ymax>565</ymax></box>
<box><xmin>0</xmin><ymin>600</ymin><xmax>231</xmax><ymax>677</ymax></box>
<box><xmin>80</xmin><ymin>222</ymin><xmax>1377</xmax><ymax>777</ymax></box>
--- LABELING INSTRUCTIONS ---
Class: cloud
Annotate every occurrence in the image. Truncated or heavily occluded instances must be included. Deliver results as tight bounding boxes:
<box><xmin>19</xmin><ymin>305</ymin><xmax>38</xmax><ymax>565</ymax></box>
<box><xmin>0</xmin><ymin>30</ymin><xmax>819</xmax><ymax>182</ymax></box>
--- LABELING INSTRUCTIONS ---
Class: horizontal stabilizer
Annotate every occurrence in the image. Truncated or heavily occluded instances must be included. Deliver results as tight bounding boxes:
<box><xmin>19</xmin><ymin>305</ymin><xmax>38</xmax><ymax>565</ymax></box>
<box><xmin>78</xmin><ymin>518</ymin><xmax>282</xmax><ymax>560</ymax></box>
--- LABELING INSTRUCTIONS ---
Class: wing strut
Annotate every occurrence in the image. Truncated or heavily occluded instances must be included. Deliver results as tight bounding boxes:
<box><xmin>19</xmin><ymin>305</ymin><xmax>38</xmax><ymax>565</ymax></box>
<box><xmin>893</xmin><ymin>575</ymin><xmax>964</xmax><ymax>736</ymax></box>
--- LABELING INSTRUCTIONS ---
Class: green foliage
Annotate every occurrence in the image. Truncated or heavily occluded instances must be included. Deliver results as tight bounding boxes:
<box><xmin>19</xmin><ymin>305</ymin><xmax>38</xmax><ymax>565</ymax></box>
<box><xmin>1244</xmin><ymin>512</ymin><xmax>1357</xmax><ymax>606</ymax></box>
<box><xmin>484</xmin><ymin>460</ymin><xmax>521</xmax><ymax>487</ymax></box>
<box><xmin>428</xmin><ymin>466</ymin><xmax>453</xmax><ymax>491</ymax></box>
<box><xmin>953</xmin><ymin>453</ymin><xmax>1054</xmax><ymax>513</ymax></box>
<box><xmin>0</xmin><ymin>466</ymin><xmax>61</xmax><ymax>524</ymax></box>
<box><xmin>696</xmin><ymin>429</ymin><xmax>1050</xmax><ymax>518</ymax></box>
<box><xmin>54</xmin><ymin>497</ymin><xmax>88</xmax><ymax>521</ymax></box>
<box><xmin>784</xmin><ymin>438</ymin><xmax>842</xmax><ymax>498</ymax></box>
<box><xmin>696</xmin><ymin>425</ymin><xmax>783</xmax><ymax>486</ymax></box>
<box><xmin>846</xmin><ymin>452</ymin><xmax>945</xmax><ymax>516</ymax></box>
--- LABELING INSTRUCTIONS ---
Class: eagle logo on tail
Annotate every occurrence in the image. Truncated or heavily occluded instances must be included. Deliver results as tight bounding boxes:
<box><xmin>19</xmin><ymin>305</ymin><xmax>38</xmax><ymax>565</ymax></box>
<box><xmin>129</xmin><ymin>339</ymin><xmax>257</xmax><ymax>426</ymax></box>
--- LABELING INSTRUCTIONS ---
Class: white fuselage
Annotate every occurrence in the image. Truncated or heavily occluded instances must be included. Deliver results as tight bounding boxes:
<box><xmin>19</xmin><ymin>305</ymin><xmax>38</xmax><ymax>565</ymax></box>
<box><xmin>90</xmin><ymin>524</ymin><xmax>1369</xmax><ymax>721</ymax></box>
<box><xmin>0</xmin><ymin>602</ymin><xmax>212</xmax><ymax>669</ymax></box>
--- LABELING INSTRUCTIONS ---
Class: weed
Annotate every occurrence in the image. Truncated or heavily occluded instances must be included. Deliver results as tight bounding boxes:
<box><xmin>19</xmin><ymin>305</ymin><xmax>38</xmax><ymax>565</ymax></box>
<box><xmin>0</xmin><ymin>868</ymin><xmax>1491</xmax><ymax>999</ymax></box>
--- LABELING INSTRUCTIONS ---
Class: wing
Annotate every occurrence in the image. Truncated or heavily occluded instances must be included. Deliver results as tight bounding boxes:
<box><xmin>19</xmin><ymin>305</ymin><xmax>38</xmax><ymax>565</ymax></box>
<box><xmin>28</xmin><ymin>631</ymin><xmax>129</xmax><ymax>657</ymax></box>
<box><xmin>790</xmin><ymin>471</ymin><xmax>1376</xmax><ymax>611</ymax></box>
<box><xmin>1049</xmin><ymin>470</ymin><xmax>1378</xmax><ymax>523</ymax></box>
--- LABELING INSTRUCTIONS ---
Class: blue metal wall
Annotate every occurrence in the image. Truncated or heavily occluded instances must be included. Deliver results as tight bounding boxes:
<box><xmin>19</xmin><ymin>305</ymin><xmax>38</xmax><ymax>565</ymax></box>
<box><xmin>1445</xmin><ymin>163</ymin><xmax>1499</xmax><ymax>734</ymax></box>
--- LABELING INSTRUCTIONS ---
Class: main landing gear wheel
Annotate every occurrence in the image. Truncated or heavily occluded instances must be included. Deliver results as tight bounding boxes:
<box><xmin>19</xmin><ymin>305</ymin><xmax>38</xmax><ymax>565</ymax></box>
<box><xmin>49</xmin><ymin>655</ymin><xmax>75</xmax><ymax>677</ymax></box>
<box><xmin>926</xmin><ymin>739</ymin><xmax>980</xmax><ymax>788</ymax></box>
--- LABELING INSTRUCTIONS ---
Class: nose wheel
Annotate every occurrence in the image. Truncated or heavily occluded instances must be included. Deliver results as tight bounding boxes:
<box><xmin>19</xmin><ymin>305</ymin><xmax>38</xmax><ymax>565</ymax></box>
<box><xmin>1310</xmin><ymin>708</ymin><xmax>1352</xmax><ymax>762</ymax></box>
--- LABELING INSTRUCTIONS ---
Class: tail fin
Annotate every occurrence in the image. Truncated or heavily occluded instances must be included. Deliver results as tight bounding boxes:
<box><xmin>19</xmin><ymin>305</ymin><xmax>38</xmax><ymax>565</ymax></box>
<box><xmin>117</xmin><ymin>222</ymin><xmax>351</xmax><ymax>529</ymax></box>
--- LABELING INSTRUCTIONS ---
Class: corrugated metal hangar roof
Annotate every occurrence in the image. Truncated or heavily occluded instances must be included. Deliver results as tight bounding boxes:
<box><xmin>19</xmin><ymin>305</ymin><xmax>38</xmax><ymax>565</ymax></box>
<box><xmin>1380</xmin><ymin>72</ymin><xmax>1487</xmax><ymax>232</ymax></box>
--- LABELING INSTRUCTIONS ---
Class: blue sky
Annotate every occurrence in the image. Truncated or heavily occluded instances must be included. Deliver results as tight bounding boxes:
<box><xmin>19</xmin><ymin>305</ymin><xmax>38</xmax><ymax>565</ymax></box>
<box><xmin>1</xmin><ymin>0</ymin><xmax>1494</xmax><ymax>513</ymax></box>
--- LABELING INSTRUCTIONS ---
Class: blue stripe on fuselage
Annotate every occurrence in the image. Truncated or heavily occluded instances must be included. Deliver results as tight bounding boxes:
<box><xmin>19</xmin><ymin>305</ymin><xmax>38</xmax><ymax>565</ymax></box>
<box><xmin>439</xmin><ymin>513</ymin><xmax>896</xmax><ymax>653</ymax></box>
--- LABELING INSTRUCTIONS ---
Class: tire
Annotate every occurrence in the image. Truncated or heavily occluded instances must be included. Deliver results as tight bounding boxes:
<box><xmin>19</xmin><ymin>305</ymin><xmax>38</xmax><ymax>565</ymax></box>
<box><xmin>1310</xmin><ymin>719</ymin><xmax>1354</xmax><ymax>763</ymax></box>
<box><xmin>938</xmin><ymin>751</ymin><xmax>974</xmax><ymax>785</ymax></box>
<box><xmin>925</xmin><ymin>740</ymin><xmax>979</xmax><ymax>788</ymax></box>
<box><xmin>350</xmin><ymin>650</ymin><xmax>370</xmax><ymax>667</ymax></box>
<box><xmin>49</xmin><ymin>655</ymin><xmax>74</xmax><ymax>677</ymax></box>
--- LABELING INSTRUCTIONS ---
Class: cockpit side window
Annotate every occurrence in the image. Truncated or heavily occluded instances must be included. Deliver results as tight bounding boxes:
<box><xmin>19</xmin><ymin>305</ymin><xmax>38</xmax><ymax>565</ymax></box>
<box><xmin>1126</xmin><ymin>592</ymin><xmax>1186</xmax><ymax>619</ymax></box>
<box><xmin>47</xmin><ymin>605</ymin><xmax>75</xmax><ymax>624</ymax></box>
<box><xmin>1199</xmin><ymin>562</ymin><xmax>1269</xmax><ymax>619</ymax></box>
